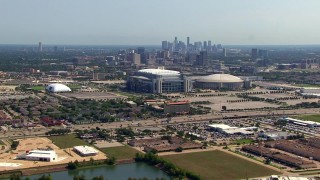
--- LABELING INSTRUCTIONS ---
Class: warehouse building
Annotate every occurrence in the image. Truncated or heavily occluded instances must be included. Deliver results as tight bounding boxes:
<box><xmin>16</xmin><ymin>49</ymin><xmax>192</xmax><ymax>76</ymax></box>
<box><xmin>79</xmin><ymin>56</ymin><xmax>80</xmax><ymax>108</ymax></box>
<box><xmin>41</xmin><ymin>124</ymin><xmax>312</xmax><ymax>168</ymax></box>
<box><xmin>73</xmin><ymin>146</ymin><xmax>98</xmax><ymax>156</ymax></box>
<box><xmin>194</xmin><ymin>74</ymin><xmax>251</xmax><ymax>90</ymax></box>
<box><xmin>17</xmin><ymin>150</ymin><xmax>57</xmax><ymax>162</ymax></box>
<box><xmin>127</xmin><ymin>68</ymin><xmax>192</xmax><ymax>93</ymax></box>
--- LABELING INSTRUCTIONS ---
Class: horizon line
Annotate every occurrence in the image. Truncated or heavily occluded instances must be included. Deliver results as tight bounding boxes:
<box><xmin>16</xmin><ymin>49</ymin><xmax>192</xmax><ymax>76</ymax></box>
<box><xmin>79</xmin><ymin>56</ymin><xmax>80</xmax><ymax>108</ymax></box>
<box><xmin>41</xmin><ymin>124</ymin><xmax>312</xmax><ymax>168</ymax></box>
<box><xmin>1</xmin><ymin>43</ymin><xmax>320</xmax><ymax>47</ymax></box>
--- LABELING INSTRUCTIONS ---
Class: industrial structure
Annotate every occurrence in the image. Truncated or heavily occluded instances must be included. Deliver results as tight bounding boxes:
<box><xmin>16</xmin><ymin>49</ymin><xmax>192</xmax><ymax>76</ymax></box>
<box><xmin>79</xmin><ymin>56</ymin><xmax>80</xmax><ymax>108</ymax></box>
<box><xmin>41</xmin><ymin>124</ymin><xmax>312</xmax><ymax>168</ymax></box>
<box><xmin>127</xmin><ymin>68</ymin><xmax>192</xmax><ymax>93</ymax></box>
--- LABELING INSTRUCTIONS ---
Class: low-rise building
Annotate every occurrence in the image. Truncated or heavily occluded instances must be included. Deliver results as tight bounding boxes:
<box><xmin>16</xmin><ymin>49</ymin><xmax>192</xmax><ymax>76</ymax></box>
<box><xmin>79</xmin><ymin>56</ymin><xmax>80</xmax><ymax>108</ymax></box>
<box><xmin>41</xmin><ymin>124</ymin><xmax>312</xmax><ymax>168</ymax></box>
<box><xmin>207</xmin><ymin>124</ymin><xmax>254</xmax><ymax>135</ymax></box>
<box><xmin>258</xmin><ymin>131</ymin><xmax>294</xmax><ymax>140</ymax></box>
<box><xmin>164</xmin><ymin>101</ymin><xmax>190</xmax><ymax>114</ymax></box>
<box><xmin>73</xmin><ymin>146</ymin><xmax>98</xmax><ymax>156</ymax></box>
<box><xmin>266</xmin><ymin>140</ymin><xmax>320</xmax><ymax>161</ymax></box>
<box><xmin>242</xmin><ymin>145</ymin><xmax>316</xmax><ymax>169</ymax></box>
<box><xmin>17</xmin><ymin>150</ymin><xmax>57</xmax><ymax>162</ymax></box>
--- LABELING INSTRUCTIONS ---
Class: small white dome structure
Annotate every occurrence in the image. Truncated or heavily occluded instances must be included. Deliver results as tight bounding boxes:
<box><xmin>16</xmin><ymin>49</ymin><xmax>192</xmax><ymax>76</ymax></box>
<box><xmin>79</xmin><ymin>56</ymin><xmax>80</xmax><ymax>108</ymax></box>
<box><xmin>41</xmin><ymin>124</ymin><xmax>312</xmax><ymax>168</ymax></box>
<box><xmin>194</xmin><ymin>74</ymin><xmax>244</xmax><ymax>90</ymax></box>
<box><xmin>46</xmin><ymin>83</ymin><xmax>71</xmax><ymax>93</ymax></box>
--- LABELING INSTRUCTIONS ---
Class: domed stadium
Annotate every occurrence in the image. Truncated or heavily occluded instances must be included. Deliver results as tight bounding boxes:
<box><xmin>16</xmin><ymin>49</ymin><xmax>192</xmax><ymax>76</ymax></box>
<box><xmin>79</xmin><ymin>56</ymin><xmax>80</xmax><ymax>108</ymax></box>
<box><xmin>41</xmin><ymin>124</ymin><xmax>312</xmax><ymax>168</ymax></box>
<box><xmin>46</xmin><ymin>83</ymin><xmax>71</xmax><ymax>93</ymax></box>
<box><xmin>194</xmin><ymin>74</ymin><xmax>244</xmax><ymax>90</ymax></box>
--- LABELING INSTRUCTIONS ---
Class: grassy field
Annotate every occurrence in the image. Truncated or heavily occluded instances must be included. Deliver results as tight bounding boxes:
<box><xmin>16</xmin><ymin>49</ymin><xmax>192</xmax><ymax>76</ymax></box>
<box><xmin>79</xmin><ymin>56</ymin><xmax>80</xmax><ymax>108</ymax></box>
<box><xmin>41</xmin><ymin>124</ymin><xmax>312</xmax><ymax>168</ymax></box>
<box><xmin>100</xmin><ymin>145</ymin><xmax>142</xmax><ymax>160</ymax></box>
<box><xmin>30</xmin><ymin>86</ymin><xmax>45</xmax><ymax>91</ymax></box>
<box><xmin>294</xmin><ymin>114</ymin><xmax>320</xmax><ymax>123</ymax></box>
<box><xmin>234</xmin><ymin>138</ymin><xmax>255</xmax><ymax>144</ymax></box>
<box><xmin>163</xmin><ymin>150</ymin><xmax>280</xmax><ymax>180</ymax></box>
<box><xmin>69</xmin><ymin>84</ymin><xmax>81</xmax><ymax>90</ymax></box>
<box><xmin>48</xmin><ymin>134</ymin><xmax>90</xmax><ymax>149</ymax></box>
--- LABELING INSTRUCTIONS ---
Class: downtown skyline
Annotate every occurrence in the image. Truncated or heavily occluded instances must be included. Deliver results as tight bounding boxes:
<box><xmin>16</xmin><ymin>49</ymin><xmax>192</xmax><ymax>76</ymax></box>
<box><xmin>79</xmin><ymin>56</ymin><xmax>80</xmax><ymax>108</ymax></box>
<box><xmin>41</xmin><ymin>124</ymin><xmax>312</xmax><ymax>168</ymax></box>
<box><xmin>1</xmin><ymin>0</ymin><xmax>320</xmax><ymax>45</ymax></box>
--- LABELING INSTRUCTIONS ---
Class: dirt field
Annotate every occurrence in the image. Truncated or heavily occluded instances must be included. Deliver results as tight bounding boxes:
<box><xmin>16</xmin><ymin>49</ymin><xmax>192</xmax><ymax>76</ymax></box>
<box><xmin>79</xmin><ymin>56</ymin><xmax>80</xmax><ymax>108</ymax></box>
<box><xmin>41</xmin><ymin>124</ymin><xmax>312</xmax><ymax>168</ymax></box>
<box><xmin>0</xmin><ymin>137</ymin><xmax>106</xmax><ymax>171</ymax></box>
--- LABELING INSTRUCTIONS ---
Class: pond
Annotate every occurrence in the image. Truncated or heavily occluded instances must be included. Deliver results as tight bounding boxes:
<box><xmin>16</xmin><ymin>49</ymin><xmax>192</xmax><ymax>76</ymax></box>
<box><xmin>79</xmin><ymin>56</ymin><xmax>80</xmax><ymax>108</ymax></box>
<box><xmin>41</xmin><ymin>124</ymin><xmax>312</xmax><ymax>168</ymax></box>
<box><xmin>25</xmin><ymin>162</ymin><xmax>169</xmax><ymax>180</ymax></box>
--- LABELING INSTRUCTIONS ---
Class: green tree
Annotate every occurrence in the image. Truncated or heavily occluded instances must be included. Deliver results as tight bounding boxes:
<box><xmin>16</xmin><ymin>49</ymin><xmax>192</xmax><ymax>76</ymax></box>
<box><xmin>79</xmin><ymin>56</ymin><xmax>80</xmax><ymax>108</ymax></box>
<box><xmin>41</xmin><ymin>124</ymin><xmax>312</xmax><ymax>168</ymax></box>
<box><xmin>37</xmin><ymin>174</ymin><xmax>53</xmax><ymax>180</ymax></box>
<box><xmin>9</xmin><ymin>173</ymin><xmax>21</xmax><ymax>180</ymax></box>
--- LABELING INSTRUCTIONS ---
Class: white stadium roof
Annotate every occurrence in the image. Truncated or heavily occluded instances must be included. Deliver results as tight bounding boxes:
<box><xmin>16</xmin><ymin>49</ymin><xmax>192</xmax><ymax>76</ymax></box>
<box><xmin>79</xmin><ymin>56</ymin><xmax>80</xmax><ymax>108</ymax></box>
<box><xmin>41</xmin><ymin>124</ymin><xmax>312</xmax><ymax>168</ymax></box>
<box><xmin>196</xmin><ymin>74</ymin><xmax>243</xmax><ymax>83</ymax></box>
<box><xmin>46</xmin><ymin>83</ymin><xmax>71</xmax><ymax>93</ymax></box>
<box><xmin>138</xmin><ymin>69</ymin><xmax>180</xmax><ymax>76</ymax></box>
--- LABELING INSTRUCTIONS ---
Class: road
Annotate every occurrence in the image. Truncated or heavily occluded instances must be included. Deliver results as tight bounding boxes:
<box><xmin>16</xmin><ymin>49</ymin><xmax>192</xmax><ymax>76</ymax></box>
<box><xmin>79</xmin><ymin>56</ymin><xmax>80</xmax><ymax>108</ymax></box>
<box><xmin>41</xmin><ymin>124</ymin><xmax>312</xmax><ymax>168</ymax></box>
<box><xmin>1</xmin><ymin>108</ymin><xmax>319</xmax><ymax>139</ymax></box>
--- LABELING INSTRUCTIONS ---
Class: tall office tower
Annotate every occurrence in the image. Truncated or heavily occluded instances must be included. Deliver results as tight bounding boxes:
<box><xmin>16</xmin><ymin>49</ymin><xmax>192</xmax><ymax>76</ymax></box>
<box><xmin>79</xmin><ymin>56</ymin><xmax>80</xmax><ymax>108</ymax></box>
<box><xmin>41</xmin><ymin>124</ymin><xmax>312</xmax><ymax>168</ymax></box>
<box><xmin>137</xmin><ymin>47</ymin><xmax>146</xmax><ymax>64</ymax></box>
<box><xmin>251</xmin><ymin>48</ymin><xmax>258</xmax><ymax>60</ymax></box>
<box><xmin>174</xmin><ymin>37</ymin><xmax>178</xmax><ymax>51</ymax></box>
<box><xmin>223</xmin><ymin>48</ymin><xmax>227</xmax><ymax>57</ymax></box>
<box><xmin>212</xmin><ymin>44</ymin><xmax>218</xmax><ymax>52</ymax></box>
<box><xmin>217</xmin><ymin>44</ymin><xmax>222</xmax><ymax>49</ymax></box>
<box><xmin>197</xmin><ymin>51</ymin><xmax>208</xmax><ymax>66</ymax></box>
<box><xmin>128</xmin><ymin>53</ymin><xmax>141</xmax><ymax>65</ymax></box>
<box><xmin>258</xmin><ymin>49</ymin><xmax>269</xmax><ymax>59</ymax></box>
<box><xmin>207</xmin><ymin>41</ymin><xmax>212</xmax><ymax>52</ymax></box>
<box><xmin>187</xmin><ymin>37</ymin><xmax>190</xmax><ymax>47</ymax></box>
<box><xmin>38</xmin><ymin>42</ymin><xmax>43</xmax><ymax>52</ymax></box>
<box><xmin>203</xmin><ymin>41</ymin><xmax>207</xmax><ymax>49</ymax></box>
<box><xmin>162</xmin><ymin>41</ymin><xmax>168</xmax><ymax>50</ymax></box>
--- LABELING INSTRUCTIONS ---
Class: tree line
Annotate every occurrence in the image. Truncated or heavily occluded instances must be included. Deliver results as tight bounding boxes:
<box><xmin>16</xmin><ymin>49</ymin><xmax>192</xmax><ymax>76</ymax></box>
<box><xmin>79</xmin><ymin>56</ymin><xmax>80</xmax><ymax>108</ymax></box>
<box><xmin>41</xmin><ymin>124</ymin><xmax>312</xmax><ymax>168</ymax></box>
<box><xmin>135</xmin><ymin>152</ymin><xmax>201</xmax><ymax>180</ymax></box>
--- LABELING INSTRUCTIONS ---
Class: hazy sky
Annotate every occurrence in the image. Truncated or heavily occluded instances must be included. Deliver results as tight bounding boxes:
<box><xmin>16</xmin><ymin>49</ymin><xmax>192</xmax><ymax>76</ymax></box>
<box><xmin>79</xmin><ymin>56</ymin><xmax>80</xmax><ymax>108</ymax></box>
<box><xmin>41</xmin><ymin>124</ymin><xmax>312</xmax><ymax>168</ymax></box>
<box><xmin>1</xmin><ymin>0</ymin><xmax>320</xmax><ymax>45</ymax></box>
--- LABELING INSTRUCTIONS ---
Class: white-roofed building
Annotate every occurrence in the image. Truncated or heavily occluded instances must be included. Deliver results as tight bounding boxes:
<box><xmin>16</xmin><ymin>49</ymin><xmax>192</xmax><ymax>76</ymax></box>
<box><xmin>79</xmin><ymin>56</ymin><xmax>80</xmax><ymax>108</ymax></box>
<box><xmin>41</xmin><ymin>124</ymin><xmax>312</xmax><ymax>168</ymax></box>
<box><xmin>17</xmin><ymin>150</ymin><xmax>57</xmax><ymax>162</ymax></box>
<box><xmin>299</xmin><ymin>87</ymin><xmax>320</xmax><ymax>97</ymax></box>
<box><xmin>46</xmin><ymin>83</ymin><xmax>71</xmax><ymax>93</ymax></box>
<box><xmin>73</xmin><ymin>146</ymin><xmax>98</xmax><ymax>156</ymax></box>
<box><xmin>127</xmin><ymin>67</ymin><xmax>192</xmax><ymax>93</ymax></box>
<box><xmin>282</xmin><ymin>117</ymin><xmax>320</xmax><ymax>127</ymax></box>
<box><xmin>194</xmin><ymin>74</ymin><xmax>250</xmax><ymax>90</ymax></box>
<box><xmin>207</xmin><ymin>124</ymin><xmax>254</xmax><ymax>135</ymax></box>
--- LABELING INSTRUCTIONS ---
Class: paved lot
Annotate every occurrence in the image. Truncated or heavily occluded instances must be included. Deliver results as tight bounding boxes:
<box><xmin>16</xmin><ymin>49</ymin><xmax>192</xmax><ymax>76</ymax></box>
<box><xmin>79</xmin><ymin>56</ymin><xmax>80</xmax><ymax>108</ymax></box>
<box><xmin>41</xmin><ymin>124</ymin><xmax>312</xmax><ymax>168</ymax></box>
<box><xmin>94</xmin><ymin>140</ymin><xmax>124</xmax><ymax>148</ymax></box>
<box><xmin>204</xmin><ymin>101</ymin><xmax>280</xmax><ymax>111</ymax></box>
<box><xmin>59</xmin><ymin>92</ymin><xmax>125</xmax><ymax>100</ymax></box>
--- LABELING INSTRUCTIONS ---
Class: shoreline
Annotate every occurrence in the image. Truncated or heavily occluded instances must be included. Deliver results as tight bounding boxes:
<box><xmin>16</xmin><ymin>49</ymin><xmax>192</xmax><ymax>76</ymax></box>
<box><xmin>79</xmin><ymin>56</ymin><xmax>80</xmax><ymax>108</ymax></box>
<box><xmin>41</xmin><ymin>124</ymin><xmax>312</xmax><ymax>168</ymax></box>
<box><xmin>0</xmin><ymin>159</ymin><xmax>136</xmax><ymax>178</ymax></box>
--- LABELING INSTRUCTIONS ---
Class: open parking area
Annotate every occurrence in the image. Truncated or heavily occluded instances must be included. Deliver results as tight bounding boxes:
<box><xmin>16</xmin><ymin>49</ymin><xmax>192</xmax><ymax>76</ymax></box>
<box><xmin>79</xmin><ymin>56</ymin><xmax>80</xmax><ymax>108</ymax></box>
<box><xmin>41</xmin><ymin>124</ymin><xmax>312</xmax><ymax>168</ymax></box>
<box><xmin>59</xmin><ymin>91</ymin><xmax>125</xmax><ymax>100</ymax></box>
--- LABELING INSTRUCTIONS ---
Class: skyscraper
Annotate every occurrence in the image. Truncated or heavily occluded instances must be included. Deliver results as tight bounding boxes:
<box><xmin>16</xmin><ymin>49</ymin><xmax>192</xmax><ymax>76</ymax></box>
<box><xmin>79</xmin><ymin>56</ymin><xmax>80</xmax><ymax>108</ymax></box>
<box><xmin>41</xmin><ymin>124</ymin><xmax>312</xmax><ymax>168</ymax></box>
<box><xmin>258</xmin><ymin>49</ymin><xmax>269</xmax><ymax>59</ymax></box>
<box><xmin>128</xmin><ymin>53</ymin><xmax>141</xmax><ymax>65</ymax></box>
<box><xmin>187</xmin><ymin>37</ymin><xmax>190</xmax><ymax>47</ymax></box>
<box><xmin>162</xmin><ymin>41</ymin><xmax>168</xmax><ymax>50</ymax></box>
<box><xmin>38</xmin><ymin>42</ymin><xmax>42</xmax><ymax>52</ymax></box>
<box><xmin>197</xmin><ymin>51</ymin><xmax>208</xmax><ymax>66</ymax></box>
<box><xmin>208</xmin><ymin>41</ymin><xmax>212</xmax><ymax>52</ymax></box>
<box><xmin>174</xmin><ymin>37</ymin><xmax>178</xmax><ymax>51</ymax></box>
<box><xmin>203</xmin><ymin>41</ymin><xmax>207</xmax><ymax>49</ymax></box>
<box><xmin>223</xmin><ymin>48</ymin><xmax>227</xmax><ymax>57</ymax></box>
<box><xmin>137</xmin><ymin>47</ymin><xmax>146</xmax><ymax>64</ymax></box>
<box><xmin>251</xmin><ymin>48</ymin><xmax>258</xmax><ymax>60</ymax></box>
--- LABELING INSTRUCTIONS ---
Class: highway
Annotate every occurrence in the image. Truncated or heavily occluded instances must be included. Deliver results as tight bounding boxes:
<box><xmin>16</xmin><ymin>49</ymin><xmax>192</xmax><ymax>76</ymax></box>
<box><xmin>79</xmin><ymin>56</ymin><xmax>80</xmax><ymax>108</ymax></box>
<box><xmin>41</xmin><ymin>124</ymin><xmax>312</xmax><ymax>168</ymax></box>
<box><xmin>1</xmin><ymin>108</ymin><xmax>319</xmax><ymax>139</ymax></box>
